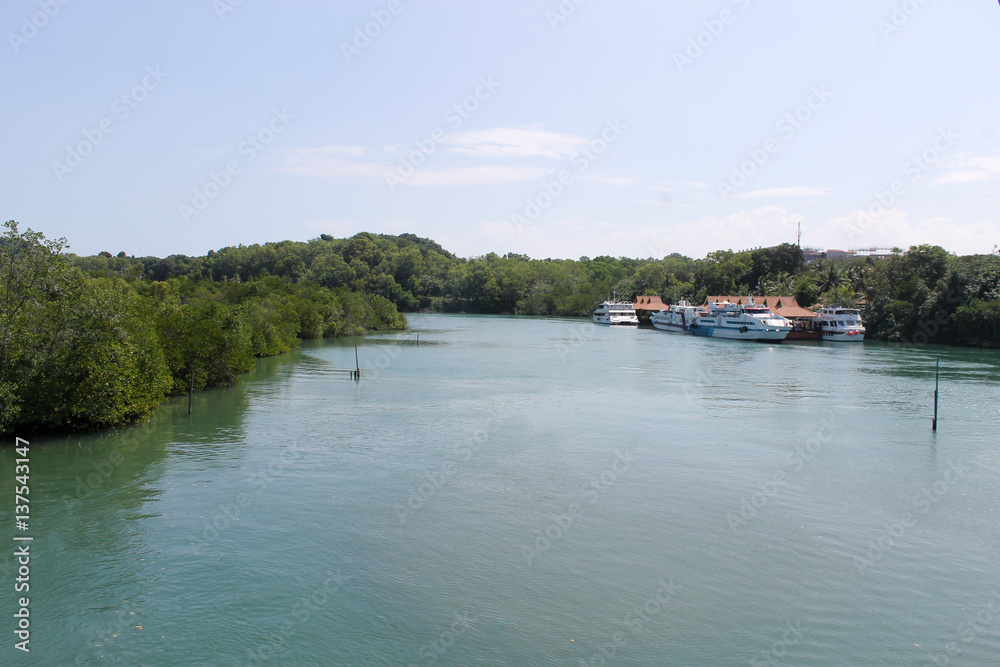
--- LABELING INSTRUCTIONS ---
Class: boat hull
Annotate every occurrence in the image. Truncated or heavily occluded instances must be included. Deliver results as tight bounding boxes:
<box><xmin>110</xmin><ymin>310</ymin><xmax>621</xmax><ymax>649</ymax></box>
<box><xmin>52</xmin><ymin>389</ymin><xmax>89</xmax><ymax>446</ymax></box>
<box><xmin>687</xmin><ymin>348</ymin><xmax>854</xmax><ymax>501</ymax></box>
<box><xmin>820</xmin><ymin>331</ymin><xmax>865</xmax><ymax>342</ymax></box>
<box><xmin>593</xmin><ymin>317</ymin><xmax>638</xmax><ymax>325</ymax></box>
<box><xmin>691</xmin><ymin>326</ymin><xmax>789</xmax><ymax>341</ymax></box>
<box><xmin>651</xmin><ymin>321</ymin><xmax>690</xmax><ymax>333</ymax></box>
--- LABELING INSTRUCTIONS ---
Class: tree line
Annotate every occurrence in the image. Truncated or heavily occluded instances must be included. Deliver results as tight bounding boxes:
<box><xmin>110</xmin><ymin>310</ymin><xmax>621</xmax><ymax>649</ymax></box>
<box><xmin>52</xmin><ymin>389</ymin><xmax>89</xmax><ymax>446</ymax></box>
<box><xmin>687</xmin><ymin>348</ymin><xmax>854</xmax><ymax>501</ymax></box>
<box><xmin>4</xmin><ymin>222</ymin><xmax>997</xmax><ymax>434</ymax></box>
<box><xmin>78</xmin><ymin>229</ymin><xmax>995</xmax><ymax>347</ymax></box>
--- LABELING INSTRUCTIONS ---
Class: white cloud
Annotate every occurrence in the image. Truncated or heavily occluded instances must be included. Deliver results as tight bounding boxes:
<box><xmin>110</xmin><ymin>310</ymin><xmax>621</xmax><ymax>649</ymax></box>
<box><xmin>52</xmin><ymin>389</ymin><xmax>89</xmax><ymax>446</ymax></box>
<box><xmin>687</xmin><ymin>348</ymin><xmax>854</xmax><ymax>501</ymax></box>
<box><xmin>649</xmin><ymin>182</ymin><xmax>709</xmax><ymax>193</ymax></box>
<box><xmin>276</xmin><ymin>145</ymin><xmax>548</xmax><ymax>186</ymax></box>
<box><xmin>580</xmin><ymin>173</ymin><xmax>634</xmax><ymax>186</ymax></box>
<box><xmin>407</xmin><ymin>165</ymin><xmax>550</xmax><ymax>187</ymax></box>
<box><xmin>636</xmin><ymin>199</ymin><xmax>701</xmax><ymax>207</ymax></box>
<box><xmin>935</xmin><ymin>155</ymin><xmax>1000</xmax><ymax>184</ymax></box>
<box><xmin>446</xmin><ymin>127</ymin><xmax>588</xmax><ymax>159</ymax></box>
<box><xmin>734</xmin><ymin>186</ymin><xmax>831</xmax><ymax>199</ymax></box>
<box><xmin>276</xmin><ymin>146</ymin><xmax>381</xmax><ymax>178</ymax></box>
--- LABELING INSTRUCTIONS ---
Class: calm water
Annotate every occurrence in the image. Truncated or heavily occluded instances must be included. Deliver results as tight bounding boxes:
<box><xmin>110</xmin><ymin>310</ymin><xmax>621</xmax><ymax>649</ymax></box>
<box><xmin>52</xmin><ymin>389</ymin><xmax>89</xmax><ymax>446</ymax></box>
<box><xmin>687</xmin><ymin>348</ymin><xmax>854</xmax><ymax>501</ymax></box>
<box><xmin>3</xmin><ymin>314</ymin><xmax>1000</xmax><ymax>666</ymax></box>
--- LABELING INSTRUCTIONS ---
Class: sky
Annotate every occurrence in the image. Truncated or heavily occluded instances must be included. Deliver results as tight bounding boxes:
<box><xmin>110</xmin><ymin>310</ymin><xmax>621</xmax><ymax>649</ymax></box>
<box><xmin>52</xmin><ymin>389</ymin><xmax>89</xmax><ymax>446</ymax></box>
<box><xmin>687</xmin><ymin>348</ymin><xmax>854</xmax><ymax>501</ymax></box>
<box><xmin>3</xmin><ymin>0</ymin><xmax>999</xmax><ymax>261</ymax></box>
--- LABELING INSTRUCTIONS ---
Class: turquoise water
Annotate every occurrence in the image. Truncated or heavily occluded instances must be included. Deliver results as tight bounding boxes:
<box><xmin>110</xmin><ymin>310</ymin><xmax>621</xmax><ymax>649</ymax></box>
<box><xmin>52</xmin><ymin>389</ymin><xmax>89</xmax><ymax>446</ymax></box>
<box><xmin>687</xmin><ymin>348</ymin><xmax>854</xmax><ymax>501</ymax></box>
<box><xmin>3</xmin><ymin>313</ymin><xmax>1000</xmax><ymax>665</ymax></box>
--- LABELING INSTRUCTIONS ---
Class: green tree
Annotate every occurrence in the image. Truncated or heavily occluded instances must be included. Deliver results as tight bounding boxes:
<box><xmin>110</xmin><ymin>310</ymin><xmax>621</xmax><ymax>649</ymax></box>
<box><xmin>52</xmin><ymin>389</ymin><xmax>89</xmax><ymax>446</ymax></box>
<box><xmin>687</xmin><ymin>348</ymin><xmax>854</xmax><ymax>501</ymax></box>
<box><xmin>157</xmin><ymin>300</ymin><xmax>255</xmax><ymax>394</ymax></box>
<box><xmin>953</xmin><ymin>299</ymin><xmax>1000</xmax><ymax>347</ymax></box>
<box><xmin>0</xmin><ymin>221</ymin><xmax>70</xmax><ymax>431</ymax></box>
<box><xmin>16</xmin><ymin>277</ymin><xmax>172</xmax><ymax>431</ymax></box>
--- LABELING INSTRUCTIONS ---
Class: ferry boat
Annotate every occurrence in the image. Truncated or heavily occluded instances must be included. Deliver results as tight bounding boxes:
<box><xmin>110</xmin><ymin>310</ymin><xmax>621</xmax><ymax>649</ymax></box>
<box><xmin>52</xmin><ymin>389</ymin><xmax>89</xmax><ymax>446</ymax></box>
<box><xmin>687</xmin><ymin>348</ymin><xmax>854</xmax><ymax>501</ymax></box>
<box><xmin>593</xmin><ymin>300</ymin><xmax>639</xmax><ymax>325</ymax></box>
<box><xmin>690</xmin><ymin>300</ymin><xmax>792</xmax><ymax>342</ymax></box>
<box><xmin>813</xmin><ymin>307</ymin><xmax>866</xmax><ymax>342</ymax></box>
<box><xmin>650</xmin><ymin>300</ymin><xmax>706</xmax><ymax>333</ymax></box>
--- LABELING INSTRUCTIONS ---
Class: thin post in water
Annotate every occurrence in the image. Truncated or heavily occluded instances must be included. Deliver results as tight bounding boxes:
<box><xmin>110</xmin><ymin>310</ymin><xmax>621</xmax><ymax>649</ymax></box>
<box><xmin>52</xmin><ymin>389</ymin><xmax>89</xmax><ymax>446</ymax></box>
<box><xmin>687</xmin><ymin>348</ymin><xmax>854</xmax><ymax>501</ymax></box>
<box><xmin>932</xmin><ymin>354</ymin><xmax>940</xmax><ymax>431</ymax></box>
<box><xmin>355</xmin><ymin>344</ymin><xmax>360</xmax><ymax>381</ymax></box>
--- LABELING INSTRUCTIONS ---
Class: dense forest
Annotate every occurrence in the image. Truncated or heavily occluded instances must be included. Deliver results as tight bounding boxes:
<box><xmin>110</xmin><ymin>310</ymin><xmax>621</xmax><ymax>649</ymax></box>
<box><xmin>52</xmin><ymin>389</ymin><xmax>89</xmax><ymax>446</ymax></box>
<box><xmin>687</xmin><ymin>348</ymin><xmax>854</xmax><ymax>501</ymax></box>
<box><xmin>3</xmin><ymin>219</ymin><xmax>998</xmax><ymax>435</ymax></box>
<box><xmin>0</xmin><ymin>221</ymin><xmax>406</xmax><ymax>435</ymax></box>
<box><xmin>68</xmin><ymin>227</ymin><xmax>998</xmax><ymax>347</ymax></box>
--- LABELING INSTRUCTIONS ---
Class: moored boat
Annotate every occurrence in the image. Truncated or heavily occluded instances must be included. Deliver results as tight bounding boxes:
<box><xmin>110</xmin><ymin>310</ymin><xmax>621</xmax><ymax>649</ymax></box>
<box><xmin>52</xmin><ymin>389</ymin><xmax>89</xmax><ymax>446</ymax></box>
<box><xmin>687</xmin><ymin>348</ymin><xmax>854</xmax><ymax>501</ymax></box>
<box><xmin>593</xmin><ymin>300</ymin><xmax>639</xmax><ymax>325</ymax></box>
<box><xmin>690</xmin><ymin>300</ymin><xmax>791</xmax><ymax>342</ymax></box>
<box><xmin>813</xmin><ymin>307</ymin><xmax>865</xmax><ymax>342</ymax></box>
<box><xmin>651</xmin><ymin>300</ymin><xmax>705</xmax><ymax>334</ymax></box>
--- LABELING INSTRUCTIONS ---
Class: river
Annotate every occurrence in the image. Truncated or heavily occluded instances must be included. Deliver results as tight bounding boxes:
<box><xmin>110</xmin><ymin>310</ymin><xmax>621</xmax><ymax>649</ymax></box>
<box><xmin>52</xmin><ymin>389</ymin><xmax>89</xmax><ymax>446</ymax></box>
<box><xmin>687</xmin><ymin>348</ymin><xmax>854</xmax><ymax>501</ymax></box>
<box><xmin>3</xmin><ymin>313</ymin><xmax>999</xmax><ymax>665</ymax></box>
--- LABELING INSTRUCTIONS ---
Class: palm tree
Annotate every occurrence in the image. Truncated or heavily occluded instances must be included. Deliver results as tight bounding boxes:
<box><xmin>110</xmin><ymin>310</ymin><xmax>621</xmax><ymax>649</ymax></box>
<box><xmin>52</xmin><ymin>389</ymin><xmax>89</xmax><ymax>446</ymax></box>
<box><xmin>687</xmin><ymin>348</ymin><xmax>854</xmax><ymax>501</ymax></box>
<box><xmin>813</xmin><ymin>261</ymin><xmax>848</xmax><ymax>294</ymax></box>
<box><xmin>846</xmin><ymin>264</ymin><xmax>871</xmax><ymax>300</ymax></box>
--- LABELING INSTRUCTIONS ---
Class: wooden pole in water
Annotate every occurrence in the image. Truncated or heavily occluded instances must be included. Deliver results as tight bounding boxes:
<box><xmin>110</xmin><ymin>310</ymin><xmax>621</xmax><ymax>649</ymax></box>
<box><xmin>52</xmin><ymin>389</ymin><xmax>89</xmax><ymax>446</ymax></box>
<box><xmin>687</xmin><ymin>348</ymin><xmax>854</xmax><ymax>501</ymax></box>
<box><xmin>354</xmin><ymin>344</ymin><xmax>360</xmax><ymax>380</ymax></box>
<box><xmin>932</xmin><ymin>354</ymin><xmax>939</xmax><ymax>431</ymax></box>
<box><xmin>416</xmin><ymin>334</ymin><xmax>419</xmax><ymax>345</ymax></box>
<box><xmin>188</xmin><ymin>369</ymin><xmax>194</xmax><ymax>415</ymax></box>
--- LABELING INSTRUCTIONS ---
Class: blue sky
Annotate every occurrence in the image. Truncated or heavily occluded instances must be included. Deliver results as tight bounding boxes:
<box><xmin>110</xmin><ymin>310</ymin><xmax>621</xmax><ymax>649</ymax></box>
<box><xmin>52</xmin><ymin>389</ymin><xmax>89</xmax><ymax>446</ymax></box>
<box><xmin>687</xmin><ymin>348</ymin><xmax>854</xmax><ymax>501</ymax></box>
<box><xmin>3</xmin><ymin>0</ymin><xmax>998</xmax><ymax>260</ymax></box>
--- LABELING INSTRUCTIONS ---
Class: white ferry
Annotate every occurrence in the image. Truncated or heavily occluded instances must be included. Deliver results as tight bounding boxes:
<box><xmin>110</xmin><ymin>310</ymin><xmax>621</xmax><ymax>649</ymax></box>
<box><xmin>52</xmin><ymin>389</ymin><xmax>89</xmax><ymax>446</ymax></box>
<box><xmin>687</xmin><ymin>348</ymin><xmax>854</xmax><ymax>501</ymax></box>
<box><xmin>690</xmin><ymin>300</ymin><xmax>791</xmax><ymax>342</ymax></box>
<box><xmin>650</xmin><ymin>300</ymin><xmax>706</xmax><ymax>333</ymax></box>
<box><xmin>593</xmin><ymin>300</ymin><xmax>638</xmax><ymax>325</ymax></box>
<box><xmin>813</xmin><ymin>307</ymin><xmax>866</xmax><ymax>342</ymax></box>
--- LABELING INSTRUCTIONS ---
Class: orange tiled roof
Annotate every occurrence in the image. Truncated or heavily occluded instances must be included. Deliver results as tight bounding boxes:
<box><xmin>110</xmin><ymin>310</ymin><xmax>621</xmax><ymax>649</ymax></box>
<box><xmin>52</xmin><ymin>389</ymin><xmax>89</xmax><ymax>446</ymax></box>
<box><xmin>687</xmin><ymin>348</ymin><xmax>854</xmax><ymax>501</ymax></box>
<box><xmin>706</xmin><ymin>295</ymin><xmax>816</xmax><ymax>319</ymax></box>
<box><xmin>632</xmin><ymin>295</ymin><xmax>668</xmax><ymax>311</ymax></box>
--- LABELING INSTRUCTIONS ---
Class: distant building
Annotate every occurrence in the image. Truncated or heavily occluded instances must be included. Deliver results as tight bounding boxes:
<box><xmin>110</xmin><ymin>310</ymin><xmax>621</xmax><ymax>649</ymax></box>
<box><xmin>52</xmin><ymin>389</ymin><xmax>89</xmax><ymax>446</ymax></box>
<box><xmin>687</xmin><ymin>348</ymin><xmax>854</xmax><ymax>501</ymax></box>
<box><xmin>802</xmin><ymin>247</ymin><xmax>897</xmax><ymax>263</ymax></box>
<box><xmin>802</xmin><ymin>247</ymin><xmax>823</xmax><ymax>263</ymax></box>
<box><xmin>850</xmin><ymin>247</ymin><xmax>899</xmax><ymax>261</ymax></box>
<box><xmin>632</xmin><ymin>295</ymin><xmax>668</xmax><ymax>324</ymax></box>
<box><xmin>632</xmin><ymin>296</ymin><xmax>668</xmax><ymax>312</ymax></box>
